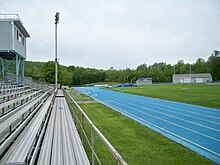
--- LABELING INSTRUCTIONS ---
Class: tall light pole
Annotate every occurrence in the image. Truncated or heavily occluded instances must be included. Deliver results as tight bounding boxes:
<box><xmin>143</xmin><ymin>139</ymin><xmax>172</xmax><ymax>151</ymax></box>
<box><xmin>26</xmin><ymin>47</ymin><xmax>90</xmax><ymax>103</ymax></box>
<box><xmin>190</xmin><ymin>64</ymin><xmax>192</xmax><ymax>83</ymax></box>
<box><xmin>55</xmin><ymin>12</ymin><xmax>59</xmax><ymax>90</ymax></box>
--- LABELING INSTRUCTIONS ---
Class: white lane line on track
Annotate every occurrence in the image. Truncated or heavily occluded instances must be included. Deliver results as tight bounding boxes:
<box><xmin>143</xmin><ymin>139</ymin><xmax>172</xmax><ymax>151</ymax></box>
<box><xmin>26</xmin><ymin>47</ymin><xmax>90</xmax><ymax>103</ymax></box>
<box><xmin>101</xmin><ymin>94</ymin><xmax>220</xmax><ymax>132</ymax></box>
<box><xmin>106</xmin><ymin>90</ymin><xmax>220</xmax><ymax>117</ymax></box>
<box><xmin>107</xmin><ymin>94</ymin><xmax>220</xmax><ymax>125</ymax></box>
<box><xmin>93</xmin><ymin>96</ymin><xmax>220</xmax><ymax>157</ymax></box>
<box><xmin>99</xmin><ymin>88</ymin><xmax>220</xmax><ymax>114</ymax></box>
<box><xmin>96</xmin><ymin>94</ymin><xmax>220</xmax><ymax>142</ymax></box>
<box><xmin>102</xmin><ymin>90</ymin><xmax>220</xmax><ymax>121</ymax></box>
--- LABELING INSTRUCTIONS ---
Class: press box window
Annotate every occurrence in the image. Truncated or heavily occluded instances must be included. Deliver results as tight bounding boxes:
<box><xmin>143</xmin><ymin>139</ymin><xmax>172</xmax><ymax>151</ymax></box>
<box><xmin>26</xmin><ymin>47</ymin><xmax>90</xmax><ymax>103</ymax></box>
<box><xmin>17</xmin><ymin>30</ymin><xmax>19</xmax><ymax>40</ymax></box>
<box><xmin>19</xmin><ymin>33</ymin><xmax>22</xmax><ymax>43</ymax></box>
<box><xmin>22</xmin><ymin>37</ymin><xmax>25</xmax><ymax>45</ymax></box>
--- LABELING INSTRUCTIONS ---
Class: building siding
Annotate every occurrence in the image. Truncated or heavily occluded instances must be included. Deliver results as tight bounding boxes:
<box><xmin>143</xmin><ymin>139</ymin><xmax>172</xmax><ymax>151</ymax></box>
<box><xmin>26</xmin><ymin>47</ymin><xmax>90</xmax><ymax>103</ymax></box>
<box><xmin>136</xmin><ymin>78</ymin><xmax>152</xmax><ymax>85</ymax></box>
<box><xmin>0</xmin><ymin>21</ymin><xmax>12</xmax><ymax>50</ymax></box>
<box><xmin>173</xmin><ymin>74</ymin><xmax>212</xmax><ymax>84</ymax></box>
<box><xmin>0</xmin><ymin>20</ymin><xmax>26</xmax><ymax>58</ymax></box>
<box><xmin>13</xmin><ymin>24</ymin><xmax>26</xmax><ymax>58</ymax></box>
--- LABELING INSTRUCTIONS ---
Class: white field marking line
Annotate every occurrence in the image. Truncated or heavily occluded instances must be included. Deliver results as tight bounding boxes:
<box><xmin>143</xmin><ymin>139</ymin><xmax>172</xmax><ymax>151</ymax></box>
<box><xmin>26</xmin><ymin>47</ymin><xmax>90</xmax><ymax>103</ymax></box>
<box><xmin>103</xmin><ymin>90</ymin><xmax>220</xmax><ymax>120</ymax></box>
<box><xmin>101</xmin><ymin>94</ymin><xmax>220</xmax><ymax>132</ymax></box>
<box><xmin>101</xmin><ymin>89</ymin><xmax>220</xmax><ymax>116</ymax></box>
<box><xmin>97</xmin><ymin>94</ymin><xmax>220</xmax><ymax>142</ymax></box>
<box><xmin>94</xmin><ymin>97</ymin><xmax>220</xmax><ymax>157</ymax></box>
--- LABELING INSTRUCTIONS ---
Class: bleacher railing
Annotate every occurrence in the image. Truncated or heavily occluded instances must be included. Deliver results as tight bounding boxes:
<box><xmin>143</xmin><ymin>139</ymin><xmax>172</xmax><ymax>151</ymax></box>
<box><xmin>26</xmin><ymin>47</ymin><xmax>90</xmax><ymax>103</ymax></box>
<box><xmin>0</xmin><ymin>14</ymin><xmax>21</xmax><ymax>21</ymax></box>
<box><xmin>64</xmin><ymin>90</ymin><xmax>127</xmax><ymax>165</ymax></box>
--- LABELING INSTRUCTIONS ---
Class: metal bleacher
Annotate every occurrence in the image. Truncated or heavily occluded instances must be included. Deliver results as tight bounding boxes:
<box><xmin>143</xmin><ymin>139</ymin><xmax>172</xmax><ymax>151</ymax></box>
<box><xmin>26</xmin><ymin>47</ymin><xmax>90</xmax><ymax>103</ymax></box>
<box><xmin>0</xmin><ymin>93</ymin><xmax>48</xmax><ymax>144</ymax></box>
<box><xmin>38</xmin><ymin>90</ymin><xmax>89</xmax><ymax>165</ymax></box>
<box><xmin>0</xmin><ymin>84</ymin><xmax>17</xmax><ymax>90</ymax></box>
<box><xmin>0</xmin><ymin>88</ymin><xmax>34</xmax><ymax>104</ymax></box>
<box><xmin>0</xmin><ymin>81</ymin><xmax>51</xmax><ymax>157</ymax></box>
<box><xmin>0</xmin><ymin>86</ymin><xmax>29</xmax><ymax>95</ymax></box>
<box><xmin>3</xmin><ymin>94</ymin><xmax>54</xmax><ymax>164</ymax></box>
<box><xmin>0</xmin><ymin>90</ymin><xmax>42</xmax><ymax>116</ymax></box>
<box><xmin>0</xmin><ymin>80</ymin><xmax>90</xmax><ymax>164</ymax></box>
<box><xmin>0</xmin><ymin>80</ymin><xmax>126</xmax><ymax>164</ymax></box>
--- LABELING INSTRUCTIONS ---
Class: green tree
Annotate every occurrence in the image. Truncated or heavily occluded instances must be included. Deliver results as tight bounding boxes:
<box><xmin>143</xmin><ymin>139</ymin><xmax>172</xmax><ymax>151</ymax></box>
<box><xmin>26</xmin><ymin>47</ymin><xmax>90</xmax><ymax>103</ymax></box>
<box><xmin>193</xmin><ymin>58</ymin><xmax>208</xmax><ymax>73</ymax></box>
<box><xmin>42</xmin><ymin>61</ymin><xmax>55</xmax><ymax>84</ymax></box>
<box><xmin>136</xmin><ymin>64</ymin><xmax>149</xmax><ymax>78</ymax></box>
<box><xmin>14</xmin><ymin>50</ymin><xmax>220</xmax><ymax>85</ymax></box>
<box><xmin>207</xmin><ymin>51</ymin><xmax>220</xmax><ymax>81</ymax></box>
<box><xmin>106</xmin><ymin>69</ymin><xmax>120</xmax><ymax>82</ymax></box>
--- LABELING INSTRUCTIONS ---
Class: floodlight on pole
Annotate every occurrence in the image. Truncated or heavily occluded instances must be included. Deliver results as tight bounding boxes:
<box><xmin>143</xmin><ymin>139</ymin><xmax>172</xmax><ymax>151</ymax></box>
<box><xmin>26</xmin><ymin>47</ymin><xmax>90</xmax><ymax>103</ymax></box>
<box><xmin>55</xmin><ymin>12</ymin><xmax>59</xmax><ymax>90</ymax></box>
<box><xmin>55</xmin><ymin>12</ymin><xmax>59</xmax><ymax>24</ymax></box>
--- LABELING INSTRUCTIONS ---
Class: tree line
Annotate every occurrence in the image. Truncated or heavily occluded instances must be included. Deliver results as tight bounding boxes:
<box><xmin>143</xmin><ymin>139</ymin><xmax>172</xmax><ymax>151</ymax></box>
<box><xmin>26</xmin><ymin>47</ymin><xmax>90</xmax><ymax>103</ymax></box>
<box><xmin>8</xmin><ymin>50</ymin><xmax>220</xmax><ymax>86</ymax></box>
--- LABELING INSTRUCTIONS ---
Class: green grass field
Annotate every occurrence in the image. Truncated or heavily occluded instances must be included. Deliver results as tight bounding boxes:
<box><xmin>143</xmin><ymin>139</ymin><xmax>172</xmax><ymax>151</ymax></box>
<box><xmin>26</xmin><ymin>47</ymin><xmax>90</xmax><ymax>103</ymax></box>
<box><xmin>68</xmin><ymin>87</ymin><xmax>216</xmax><ymax>165</ymax></box>
<box><xmin>111</xmin><ymin>83</ymin><xmax>220</xmax><ymax>109</ymax></box>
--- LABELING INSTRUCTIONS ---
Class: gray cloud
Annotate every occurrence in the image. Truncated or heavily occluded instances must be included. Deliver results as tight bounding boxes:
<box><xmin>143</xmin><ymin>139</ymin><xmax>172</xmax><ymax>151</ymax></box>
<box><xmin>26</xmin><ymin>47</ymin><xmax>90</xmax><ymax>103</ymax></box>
<box><xmin>1</xmin><ymin>0</ymin><xmax>220</xmax><ymax>69</ymax></box>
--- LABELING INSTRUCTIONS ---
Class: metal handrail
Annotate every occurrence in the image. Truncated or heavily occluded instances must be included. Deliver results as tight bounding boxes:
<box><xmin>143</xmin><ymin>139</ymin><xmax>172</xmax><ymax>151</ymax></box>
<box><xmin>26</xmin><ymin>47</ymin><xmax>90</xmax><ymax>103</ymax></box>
<box><xmin>65</xmin><ymin>90</ymin><xmax>128</xmax><ymax>165</ymax></box>
<box><xmin>0</xmin><ymin>13</ymin><xmax>24</xmax><ymax>26</ymax></box>
<box><xmin>0</xmin><ymin>13</ymin><xmax>20</xmax><ymax>20</ymax></box>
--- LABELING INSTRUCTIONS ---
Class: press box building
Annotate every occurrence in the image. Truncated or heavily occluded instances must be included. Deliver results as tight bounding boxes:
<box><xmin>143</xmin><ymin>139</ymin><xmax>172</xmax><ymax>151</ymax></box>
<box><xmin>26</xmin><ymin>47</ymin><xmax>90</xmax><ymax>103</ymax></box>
<box><xmin>0</xmin><ymin>14</ymin><xmax>30</xmax><ymax>84</ymax></box>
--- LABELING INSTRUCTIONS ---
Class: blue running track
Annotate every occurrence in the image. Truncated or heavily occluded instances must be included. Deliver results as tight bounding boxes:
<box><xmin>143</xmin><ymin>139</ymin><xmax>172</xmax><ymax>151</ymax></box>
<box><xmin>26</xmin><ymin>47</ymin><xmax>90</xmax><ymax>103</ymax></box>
<box><xmin>74</xmin><ymin>87</ymin><xmax>220</xmax><ymax>164</ymax></box>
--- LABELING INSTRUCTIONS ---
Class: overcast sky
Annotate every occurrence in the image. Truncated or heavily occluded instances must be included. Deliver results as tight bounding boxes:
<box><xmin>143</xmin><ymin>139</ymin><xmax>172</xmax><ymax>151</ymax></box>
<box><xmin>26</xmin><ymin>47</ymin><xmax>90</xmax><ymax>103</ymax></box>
<box><xmin>0</xmin><ymin>0</ymin><xmax>219</xmax><ymax>69</ymax></box>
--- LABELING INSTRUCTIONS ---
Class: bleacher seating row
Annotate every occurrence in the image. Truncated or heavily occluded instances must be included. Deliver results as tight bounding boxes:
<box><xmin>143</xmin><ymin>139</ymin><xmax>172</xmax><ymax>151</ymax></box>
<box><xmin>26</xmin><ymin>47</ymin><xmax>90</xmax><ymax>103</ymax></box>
<box><xmin>0</xmin><ymin>88</ymin><xmax>34</xmax><ymax>104</ymax></box>
<box><xmin>38</xmin><ymin>91</ymin><xmax>90</xmax><ymax>165</ymax></box>
<box><xmin>0</xmin><ymin>81</ymin><xmax>90</xmax><ymax>164</ymax></box>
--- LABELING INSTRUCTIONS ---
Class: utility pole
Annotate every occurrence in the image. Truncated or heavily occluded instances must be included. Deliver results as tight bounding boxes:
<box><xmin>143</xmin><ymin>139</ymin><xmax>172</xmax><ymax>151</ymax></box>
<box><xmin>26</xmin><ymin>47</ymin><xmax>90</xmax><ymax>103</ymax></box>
<box><xmin>190</xmin><ymin>64</ymin><xmax>192</xmax><ymax>83</ymax></box>
<box><xmin>55</xmin><ymin>12</ymin><xmax>59</xmax><ymax>90</ymax></box>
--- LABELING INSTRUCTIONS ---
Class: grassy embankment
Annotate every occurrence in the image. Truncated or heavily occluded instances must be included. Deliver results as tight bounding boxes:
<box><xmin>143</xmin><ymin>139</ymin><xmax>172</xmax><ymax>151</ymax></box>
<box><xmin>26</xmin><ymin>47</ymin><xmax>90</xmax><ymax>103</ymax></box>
<box><xmin>68</xmin><ymin>84</ymin><xmax>217</xmax><ymax>165</ymax></box>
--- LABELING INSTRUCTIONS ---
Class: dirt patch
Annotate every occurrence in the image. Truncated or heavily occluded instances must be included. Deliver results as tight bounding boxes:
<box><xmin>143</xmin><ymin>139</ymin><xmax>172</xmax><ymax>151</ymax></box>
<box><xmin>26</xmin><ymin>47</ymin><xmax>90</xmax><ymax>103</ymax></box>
<box><xmin>77</xmin><ymin>100</ymin><xmax>99</xmax><ymax>104</ymax></box>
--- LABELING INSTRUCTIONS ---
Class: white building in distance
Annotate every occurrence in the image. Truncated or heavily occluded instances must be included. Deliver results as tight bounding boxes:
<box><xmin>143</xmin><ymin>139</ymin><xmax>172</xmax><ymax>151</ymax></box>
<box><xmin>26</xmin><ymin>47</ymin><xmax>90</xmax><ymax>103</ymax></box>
<box><xmin>173</xmin><ymin>73</ymin><xmax>212</xmax><ymax>84</ymax></box>
<box><xmin>136</xmin><ymin>78</ymin><xmax>152</xmax><ymax>85</ymax></box>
